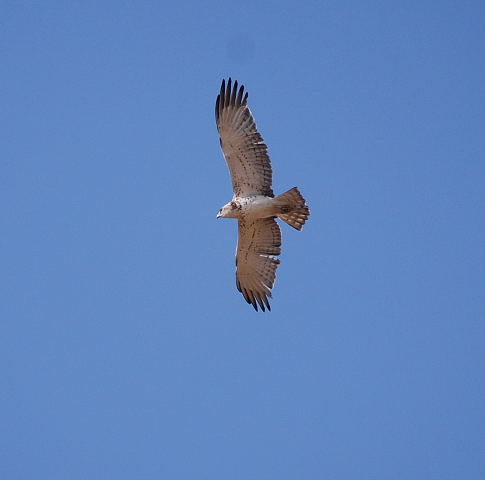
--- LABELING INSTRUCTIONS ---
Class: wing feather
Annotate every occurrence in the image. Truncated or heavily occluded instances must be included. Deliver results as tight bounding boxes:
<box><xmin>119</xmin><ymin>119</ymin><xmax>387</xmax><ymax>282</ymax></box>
<box><xmin>236</xmin><ymin>218</ymin><xmax>281</xmax><ymax>311</ymax></box>
<box><xmin>215</xmin><ymin>78</ymin><xmax>273</xmax><ymax>197</ymax></box>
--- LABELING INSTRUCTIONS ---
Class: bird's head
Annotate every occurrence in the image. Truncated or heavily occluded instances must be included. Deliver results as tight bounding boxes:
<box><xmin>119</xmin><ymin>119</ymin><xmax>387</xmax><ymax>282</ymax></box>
<box><xmin>217</xmin><ymin>202</ymin><xmax>238</xmax><ymax>219</ymax></box>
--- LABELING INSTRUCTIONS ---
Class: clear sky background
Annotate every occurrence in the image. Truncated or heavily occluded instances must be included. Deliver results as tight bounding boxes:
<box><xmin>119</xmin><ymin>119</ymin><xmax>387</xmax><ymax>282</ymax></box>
<box><xmin>1</xmin><ymin>1</ymin><xmax>484</xmax><ymax>479</ymax></box>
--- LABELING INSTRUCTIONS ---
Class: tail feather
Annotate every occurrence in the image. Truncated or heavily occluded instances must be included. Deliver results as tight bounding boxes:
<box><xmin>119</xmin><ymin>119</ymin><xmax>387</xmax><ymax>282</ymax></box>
<box><xmin>274</xmin><ymin>187</ymin><xmax>310</xmax><ymax>230</ymax></box>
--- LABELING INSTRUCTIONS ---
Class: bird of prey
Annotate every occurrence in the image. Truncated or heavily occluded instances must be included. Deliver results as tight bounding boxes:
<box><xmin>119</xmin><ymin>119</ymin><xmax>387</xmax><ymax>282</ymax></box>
<box><xmin>215</xmin><ymin>78</ymin><xmax>310</xmax><ymax>311</ymax></box>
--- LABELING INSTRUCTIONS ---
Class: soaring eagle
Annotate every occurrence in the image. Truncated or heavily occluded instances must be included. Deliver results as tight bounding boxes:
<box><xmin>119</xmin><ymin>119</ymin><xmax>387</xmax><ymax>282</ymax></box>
<box><xmin>215</xmin><ymin>78</ymin><xmax>310</xmax><ymax>311</ymax></box>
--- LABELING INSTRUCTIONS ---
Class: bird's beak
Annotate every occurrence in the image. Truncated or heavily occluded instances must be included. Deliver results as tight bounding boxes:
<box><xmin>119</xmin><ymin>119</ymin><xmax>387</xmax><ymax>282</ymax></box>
<box><xmin>216</xmin><ymin>212</ymin><xmax>221</xmax><ymax>219</ymax></box>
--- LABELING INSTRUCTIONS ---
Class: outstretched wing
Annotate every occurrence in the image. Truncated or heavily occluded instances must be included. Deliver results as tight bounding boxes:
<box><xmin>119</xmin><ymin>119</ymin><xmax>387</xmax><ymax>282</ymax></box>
<box><xmin>215</xmin><ymin>78</ymin><xmax>273</xmax><ymax>197</ymax></box>
<box><xmin>236</xmin><ymin>218</ymin><xmax>281</xmax><ymax>311</ymax></box>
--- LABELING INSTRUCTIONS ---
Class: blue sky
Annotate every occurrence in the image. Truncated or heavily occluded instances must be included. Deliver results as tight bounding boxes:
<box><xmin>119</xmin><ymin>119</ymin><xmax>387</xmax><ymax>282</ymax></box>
<box><xmin>1</xmin><ymin>1</ymin><xmax>484</xmax><ymax>478</ymax></box>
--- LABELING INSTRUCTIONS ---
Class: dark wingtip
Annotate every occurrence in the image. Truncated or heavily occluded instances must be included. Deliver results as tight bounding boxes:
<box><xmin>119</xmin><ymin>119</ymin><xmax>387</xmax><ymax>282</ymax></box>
<box><xmin>220</xmin><ymin>79</ymin><xmax>226</xmax><ymax>105</ymax></box>
<box><xmin>218</xmin><ymin>78</ymin><xmax>248</xmax><ymax>112</ymax></box>
<box><xmin>236</xmin><ymin>83</ymin><xmax>244</xmax><ymax>106</ymax></box>
<box><xmin>226</xmin><ymin>78</ymin><xmax>232</xmax><ymax>103</ymax></box>
<box><xmin>215</xmin><ymin>94</ymin><xmax>220</xmax><ymax>122</ymax></box>
<box><xmin>263</xmin><ymin>295</ymin><xmax>271</xmax><ymax>312</ymax></box>
<box><xmin>230</xmin><ymin>80</ymin><xmax>238</xmax><ymax>106</ymax></box>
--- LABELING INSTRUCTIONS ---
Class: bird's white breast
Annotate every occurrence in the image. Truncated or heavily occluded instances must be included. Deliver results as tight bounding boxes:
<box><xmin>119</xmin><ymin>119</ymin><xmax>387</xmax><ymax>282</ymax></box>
<box><xmin>236</xmin><ymin>195</ymin><xmax>275</xmax><ymax>219</ymax></box>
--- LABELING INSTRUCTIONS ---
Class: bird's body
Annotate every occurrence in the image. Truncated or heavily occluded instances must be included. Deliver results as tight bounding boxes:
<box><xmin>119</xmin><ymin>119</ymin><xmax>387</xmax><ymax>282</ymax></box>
<box><xmin>218</xmin><ymin>195</ymin><xmax>275</xmax><ymax>220</ymax></box>
<box><xmin>215</xmin><ymin>78</ymin><xmax>310</xmax><ymax>311</ymax></box>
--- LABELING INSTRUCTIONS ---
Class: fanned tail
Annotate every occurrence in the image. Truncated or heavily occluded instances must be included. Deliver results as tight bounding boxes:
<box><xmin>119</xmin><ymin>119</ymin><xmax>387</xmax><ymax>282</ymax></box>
<box><xmin>274</xmin><ymin>187</ymin><xmax>310</xmax><ymax>231</ymax></box>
